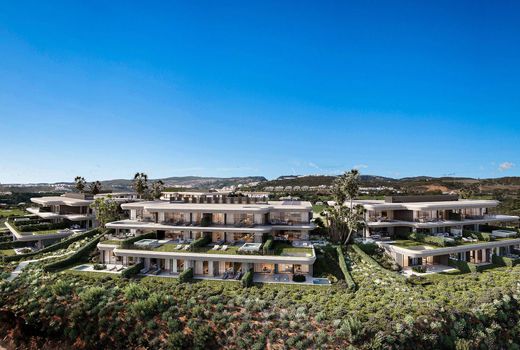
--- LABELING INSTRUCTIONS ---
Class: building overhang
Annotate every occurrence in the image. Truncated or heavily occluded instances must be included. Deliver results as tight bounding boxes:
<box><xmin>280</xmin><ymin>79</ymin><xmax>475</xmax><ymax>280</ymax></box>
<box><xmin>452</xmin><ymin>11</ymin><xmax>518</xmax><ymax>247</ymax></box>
<box><xmin>379</xmin><ymin>238</ymin><xmax>520</xmax><ymax>258</ymax></box>
<box><xmin>105</xmin><ymin>220</ymin><xmax>272</xmax><ymax>233</ymax></box>
<box><xmin>111</xmin><ymin>247</ymin><xmax>316</xmax><ymax>265</ymax></box>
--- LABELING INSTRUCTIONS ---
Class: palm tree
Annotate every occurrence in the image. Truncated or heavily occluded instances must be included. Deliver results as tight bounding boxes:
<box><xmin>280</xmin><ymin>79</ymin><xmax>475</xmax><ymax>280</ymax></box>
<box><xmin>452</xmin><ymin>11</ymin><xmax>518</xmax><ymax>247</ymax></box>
<box><xmin>74</xmin><ymin>176</ymin><xmax>86</xmax><ymax>193</ymax></box>
<box><xmin>150</xmin><ymin>180</ymin><xmax>165</xmax><ymax>200</ymax></box>
<box><xmin>89</xmin><ymin>181</ymin><xmax>102</xmax><ymax>195</ymax></box>
<box><xmin>133</xmin><ymin>172</ymin><xmax>148</xmax><ymax>199</ymax></box>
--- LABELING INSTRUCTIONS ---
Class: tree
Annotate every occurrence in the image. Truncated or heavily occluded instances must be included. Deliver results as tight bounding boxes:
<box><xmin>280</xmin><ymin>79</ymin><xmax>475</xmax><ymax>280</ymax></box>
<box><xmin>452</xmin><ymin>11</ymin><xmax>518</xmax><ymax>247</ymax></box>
<box><xmin>460</xmin><ymin>183</ymin><xmax>480</xmax><ymax>199</ymax></box>
<box><xmin>150</xmin><ymin>180</ymin><xmax>164</xmax><ymax>200</ymax></box>
<box><xmin>89</xmin><ymin>181</ymin><xmax>102</xmax><ymax>195</ymax></box>
<box><xmin>90</xmin><ymin>196</ymin><xmax>120</xmax><ymax>227</ymax></box>
<box><xmin>325</xmin><ymin>169</ymin><xmax>365</xmax><ymax>244</ymax></box>
<box><xmin>133</xmin><ymin>172</ymin><xmax>148</xmax><ymax>199</ymax></box>
<box><xmin>74</xmin><ymin>176</ymin><xmax>87</xmax><ymax>193</ymax></box>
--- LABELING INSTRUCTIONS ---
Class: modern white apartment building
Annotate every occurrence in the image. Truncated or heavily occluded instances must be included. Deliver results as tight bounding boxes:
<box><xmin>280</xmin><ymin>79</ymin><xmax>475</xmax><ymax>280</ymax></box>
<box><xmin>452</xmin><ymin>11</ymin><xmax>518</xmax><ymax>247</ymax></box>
<box><xmin>27</xmin><ymin>193</ymin><xmax>97</xmax><ymax>228</ymax></box>
<box><xmin>355</xmin><ymin>195</ymin><xmax>520</xmax><ymax>268</ymax></box>
<box><xmin>5</xmin><ymin>192</ymin><xmax>139</xmax><ymax>248</ymax></box>
<box><xmin>98</xmin><ymin>196</ymin><xmax>316</xmax><ymax>282</ymax></box>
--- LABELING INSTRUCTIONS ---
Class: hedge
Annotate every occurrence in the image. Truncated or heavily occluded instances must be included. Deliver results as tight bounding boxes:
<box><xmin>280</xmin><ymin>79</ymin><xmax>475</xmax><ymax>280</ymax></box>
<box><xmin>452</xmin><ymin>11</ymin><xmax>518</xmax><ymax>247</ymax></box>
<box><xmin>43</xmin><ymin>235</ymin><xmax>101</xmax><ymax>272</ymax></box>
<box><xmin>337</xmin><ymin>246</ymin><xmax>356</xmax><ymax>291</ymax></box>
<box><xmin>241</xmin><ymin>269</ymin><xmax>254</xmax><ymax>288</ymax></box>
<box><xmin>15</xmin><ymin>221</ymin><xmax>69</xmax><ymax>233</ymax></box>
<box><xmin>190</xmin><ymin>235</ymin><xmax>211</xmax><ymax>250</ymax></box>
<box><xmin>448</xmin><ymin>259</ymin><xmax>482</xmax><ymax>273</ymax></box>
<box><xmin>178</xmin><ymin>267</ymin><xmax>193</xmax><ymax>283</ymax></box>
<box><xmin>121</xmin><ymin>231</ymin><xmax>157</xmax><ymax>249</ymax></box>
<box><xmin>262</xmin><ymin>238</ymin><xmax>274</xmax><ymax>254</ymax></box>
<box><xmin>121</xmin><ymin>262</ymin><xmax>144</xmax><ymax>278</ymax></box>
<box><xmin>0</xmin><ymin>240</ymin><xmax>32</xmax><ymax>250</ymax></box>
<box><xmin>492</xmin><ymin>255</ymin><xmax>520</xmax><ymax>267</ymax></box>
<box><xmin>3</xmin><ymin>228</ymin><xmax>102</xmax><ymax>262</ymax></box>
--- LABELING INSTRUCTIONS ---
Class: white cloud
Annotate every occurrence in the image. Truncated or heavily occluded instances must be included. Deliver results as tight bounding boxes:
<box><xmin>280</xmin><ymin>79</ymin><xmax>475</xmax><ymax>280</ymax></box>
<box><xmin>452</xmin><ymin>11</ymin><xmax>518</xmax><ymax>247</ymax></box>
<box><xmin>353</xmin><ymin>164</ymin><xmax>368</xmax><ymax>170</ymax></box>
<box><xmin>498</xmin><ymin>162</ymin><xmax>514</xmax><ymax>171</ymax></box>
<box><xmin>308</xmin><ymin>162</ymin><xmax>320</xmax><ymax>170</ymax></box>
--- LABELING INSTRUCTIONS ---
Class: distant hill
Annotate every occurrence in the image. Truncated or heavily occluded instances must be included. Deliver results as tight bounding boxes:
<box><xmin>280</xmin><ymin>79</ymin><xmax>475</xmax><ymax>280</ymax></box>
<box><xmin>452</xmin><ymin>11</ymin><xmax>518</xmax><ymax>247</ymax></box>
<box><xmin>3</xmin><ymin>174</ymin><xmax>520</xmax><ymax>194</ymax></box>
<box><xmin>0</xmin><ymin>176</ymin><xmax>267</xmax><ymax>193</ymax></box>
<box><xmin>255</xmin><ymin>175</ymin><xmax>520</xmax><ymax>193</ymax></box>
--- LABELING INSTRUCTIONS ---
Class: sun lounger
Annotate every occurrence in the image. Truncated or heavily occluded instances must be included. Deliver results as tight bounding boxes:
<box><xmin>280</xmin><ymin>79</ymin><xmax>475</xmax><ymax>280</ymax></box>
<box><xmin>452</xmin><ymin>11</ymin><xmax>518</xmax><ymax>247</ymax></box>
<box><xmin>221</xmin><ymin>245</ymin><xmax>228</xmax><ymax>251</ymax></box>
<box><xmin>212</xmin><ymin>245</ymin><xmax>221</xmax><ymax>250</ymax></box>
<box><xmin>116</xmin><ymin>265</ymin><xmax>125</xmax><ymax>272</ymax></box>
<box><xmin>140</xmin><ymin>267</ymin><xmax>150</xmax><ymax>274</ymax></box>
<box><xmin>183</xmin><ymin>245</ymin><xmax>190</xmax><ymax>250</ymax></box>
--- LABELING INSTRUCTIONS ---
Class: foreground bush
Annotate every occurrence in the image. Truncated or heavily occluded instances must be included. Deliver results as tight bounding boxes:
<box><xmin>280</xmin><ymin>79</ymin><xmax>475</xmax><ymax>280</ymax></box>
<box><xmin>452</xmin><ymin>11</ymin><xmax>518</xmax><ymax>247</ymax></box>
<box><xmin>178</xmin><ymin>267</ymin><xmax>193</xmax><ymax>283</ymax></box>
<box><xmin>241</xmin><ymin>269</ymin><xmax>253</xmax><ymax>288</ymax></box>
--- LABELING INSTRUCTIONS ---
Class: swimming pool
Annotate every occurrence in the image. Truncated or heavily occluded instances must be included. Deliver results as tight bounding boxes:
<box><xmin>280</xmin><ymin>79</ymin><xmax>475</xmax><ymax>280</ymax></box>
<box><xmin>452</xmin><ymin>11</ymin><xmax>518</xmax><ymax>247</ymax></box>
<box><xmin>312</xmin><ymin>278</ymin><xmax>331</xmax><ymax>285</ymax></box>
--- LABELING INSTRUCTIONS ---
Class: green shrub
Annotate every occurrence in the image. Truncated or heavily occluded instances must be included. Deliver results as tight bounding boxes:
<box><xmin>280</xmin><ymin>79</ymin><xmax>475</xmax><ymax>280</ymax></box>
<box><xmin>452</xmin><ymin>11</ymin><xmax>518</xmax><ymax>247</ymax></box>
<box><xmin>408</xmin><ymin>232</ymin><xmax>455</xmax><ymax>247</ymax></box>
<box><xmin>411</xmin><ymin>265</ymin><xmax>427</xmax><ymax>273</ymax></box>
<box><xmin>262</xmin><ymin>237</ymin><xmax>274</xmax><ymax>254</ymax></box>
<box><xmin>16</xmin><ymin>221</ymin><xmax>69</xmax><ymax>232</ymax></box>
<box><xmin>292</xmin><ymin>274</ymin><xmax>306</xmax><ymax>282</ymax></box>
<box><xmin>43</xmin><ymin>235</ymin><xmax>101</xmax><ymax>271</ymax></box>
<box><xmin>463</xmin><ymin>230</ymin><xmax>495</xmax><ymax>242</ymax></box>
<box><xmin>121</xmin><ymin>262</ymin><xmax>144</xmax><ymax>278</ymax></box>
<box><xmin>356</xmin><ymin>242</ymin><xmax>378</xmax><ymax>255</ymax></box>
<box><xmin>352</xmin><ymin>244</ymin><xmax>406</xmax><ymax>281</ymax></box>
<box><xmin>93</xmin><ymin>263</ymin><xmax>106</xmax><ymax>270</ymax></box>
<box><xmin>448</xmin><ymin>258</ymin><xmax>481</xmax><ymax>273</ymax></box>
<box><xmin>241</xmin><ymin>269</ymin><xmax>254</xmax><ymax>288</ymax></box>
<box><xmin>190</xmin><ymin>234</ymin><xmax>211</xmax><ymax>250</ymax></box>
<box><xmin>178</xmin><ymin>267</ymin><xmax>193</xmax><ymax>283</ymax></box>
<box><xmin>492</xmin><ymin>254</ymin><xmax>520</xmax><ymax>267</ymax></box>
<box><xmin>337</xmin><ymin>246</ymin><xmax>356</xmax><ymax>291</ymax></box>
<box><xmin>3</xmin><ymin>228</ymin><xmax>102</xmax><ymax>262</ymax></box>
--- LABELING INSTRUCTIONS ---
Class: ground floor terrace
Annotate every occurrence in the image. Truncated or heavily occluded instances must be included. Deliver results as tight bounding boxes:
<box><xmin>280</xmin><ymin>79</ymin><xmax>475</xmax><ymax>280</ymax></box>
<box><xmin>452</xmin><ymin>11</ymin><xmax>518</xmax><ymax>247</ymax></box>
<box><xmin>97</xmin><ymin>243</ymin><xmax>315</xmax><ymax>283</ymax></box>
<box><xmin>378</xmin><ymin>239</ymin><xmax>520</xmax><ymax>268</ymax></box>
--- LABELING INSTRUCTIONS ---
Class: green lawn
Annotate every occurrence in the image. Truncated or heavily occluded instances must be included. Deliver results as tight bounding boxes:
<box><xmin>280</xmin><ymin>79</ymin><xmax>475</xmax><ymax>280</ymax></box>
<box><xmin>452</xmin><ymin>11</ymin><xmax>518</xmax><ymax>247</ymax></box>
<box><xmin>272</xmin><ymin>243</ymin><xmax>313</xmax><ymax>256</ymax></box>
<box><xmin>312</xmin><ymin>204</ymin><xmax>326</xmax><ymax>214</ymax></box>
<box><xmin>100</xmin><ymin>240</ymin><xmax>123</xmax><ymax>245</ymax></box>
<box><xmin>392</xmin><ymin>236</ymin><xmax>520</xmax><ymax>250</ymax></box>
<box><xmin>0</xmin><ymin>208</ymin><xmax>27</xmax><ymax>218</ymax></box>
<box><xmin>32</xmin><ymin>229</ymin><xmax>65</xmax><ymax>235</ymax></box>
<box><xmin>391</xmin><ymin>239</ymin><xmax>432</xmax><ymax>248</ymax></box>
<box><xmin>0</xmin><ymin>249</ymin><xmax>16</xmax><ymax>256</ymax></box>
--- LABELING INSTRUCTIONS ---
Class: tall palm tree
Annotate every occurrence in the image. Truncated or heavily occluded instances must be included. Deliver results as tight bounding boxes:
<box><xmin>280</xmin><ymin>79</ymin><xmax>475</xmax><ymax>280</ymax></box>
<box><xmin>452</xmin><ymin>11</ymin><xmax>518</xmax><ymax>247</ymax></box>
<box><xmin>133</xmin><ymin>172</ymin><xmax>148</xmax><ymax>199</ymax></box>
<box><xmin>74</xmin><ymin>176</ymin><xmax>86</xmax><ymax>193</ymax></box>
<box><xmin>89</xmin><ymin>181</ymin><xmax>102</xmax><ymax>195</ymax></box>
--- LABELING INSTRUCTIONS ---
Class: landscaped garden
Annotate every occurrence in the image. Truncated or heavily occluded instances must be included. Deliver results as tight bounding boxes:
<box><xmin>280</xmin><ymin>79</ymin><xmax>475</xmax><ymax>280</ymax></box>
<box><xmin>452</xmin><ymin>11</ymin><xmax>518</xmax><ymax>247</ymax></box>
<box><xmin>3</xmin><ymin>231</ymin><xmax>520</xmax><ymax>349</ymax></box>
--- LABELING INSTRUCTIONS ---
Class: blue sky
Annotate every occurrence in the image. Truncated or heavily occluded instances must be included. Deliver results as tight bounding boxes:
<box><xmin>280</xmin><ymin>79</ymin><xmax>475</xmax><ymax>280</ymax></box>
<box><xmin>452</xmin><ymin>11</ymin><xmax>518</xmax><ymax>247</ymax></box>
<box><xmin>1</xmin><ymin>1</ymin><xmax>519</xmax><ymax>183</ymax></box>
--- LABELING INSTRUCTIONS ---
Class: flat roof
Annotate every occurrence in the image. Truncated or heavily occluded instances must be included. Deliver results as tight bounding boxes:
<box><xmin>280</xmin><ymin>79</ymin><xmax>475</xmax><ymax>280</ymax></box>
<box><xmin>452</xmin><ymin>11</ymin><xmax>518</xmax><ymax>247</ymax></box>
<box><xmin>31</xmin><ymin>196</ymin><xmax>93</xmax><ymax>206</ymax></box>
